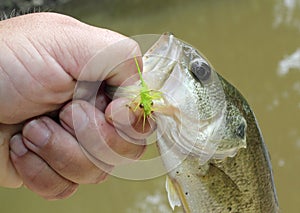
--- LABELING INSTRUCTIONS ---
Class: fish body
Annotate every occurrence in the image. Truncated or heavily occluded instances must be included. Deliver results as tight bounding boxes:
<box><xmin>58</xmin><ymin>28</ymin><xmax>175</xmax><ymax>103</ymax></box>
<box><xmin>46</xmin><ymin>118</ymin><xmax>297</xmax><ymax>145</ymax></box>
<box><xmin>141</xmin><ymin>34</ymin><xmax>279</xmax><ymax>213</ymax></box>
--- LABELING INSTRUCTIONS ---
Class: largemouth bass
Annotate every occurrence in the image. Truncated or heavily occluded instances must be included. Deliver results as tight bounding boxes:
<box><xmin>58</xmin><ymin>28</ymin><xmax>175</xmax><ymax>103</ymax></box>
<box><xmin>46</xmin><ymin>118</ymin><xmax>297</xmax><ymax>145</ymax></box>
<box><xmin>108</xmin><ymin>33</ymin><xmax>279</xmax><ymax>212</ymax></box>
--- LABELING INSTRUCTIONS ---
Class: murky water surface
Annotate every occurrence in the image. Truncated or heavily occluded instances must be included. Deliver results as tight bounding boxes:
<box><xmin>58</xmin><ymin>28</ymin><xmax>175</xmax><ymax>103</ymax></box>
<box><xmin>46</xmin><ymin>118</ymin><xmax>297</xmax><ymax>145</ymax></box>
<box><xmin>1</xmin><ymin>0</ymin><xmax>299</xmax><ymax>212</ymax></box>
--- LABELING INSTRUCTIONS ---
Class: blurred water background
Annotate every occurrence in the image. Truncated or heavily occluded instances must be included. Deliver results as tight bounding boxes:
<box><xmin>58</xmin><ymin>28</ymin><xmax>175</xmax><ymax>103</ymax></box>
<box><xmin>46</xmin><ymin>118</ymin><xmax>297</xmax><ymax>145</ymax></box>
<box><xmin>0</xmin><ymin>0</ymin><xmax>299</xmax><ymax>212</ymax></box>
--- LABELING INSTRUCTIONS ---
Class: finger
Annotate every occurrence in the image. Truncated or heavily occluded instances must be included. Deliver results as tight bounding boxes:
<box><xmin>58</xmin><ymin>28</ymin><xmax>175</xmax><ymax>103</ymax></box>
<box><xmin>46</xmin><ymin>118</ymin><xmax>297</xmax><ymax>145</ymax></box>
<box><xmin>22</xmin><ymin>117</ymin><xmax>110</xmax><ymax>184</ymax></box>
<box><xmin>59</xmin><ymin>100</ymin><xmax>146</xmax><ymax>167</ymax></box>
<box><xmin>0</xmin><ymin>124</ymin><xmax>23</xmax><ymax>188</ymax></box>
<box><xmin>9</xmin><ymin>134</ymin><xmax>78</xmax><ymax>200</ymax></box>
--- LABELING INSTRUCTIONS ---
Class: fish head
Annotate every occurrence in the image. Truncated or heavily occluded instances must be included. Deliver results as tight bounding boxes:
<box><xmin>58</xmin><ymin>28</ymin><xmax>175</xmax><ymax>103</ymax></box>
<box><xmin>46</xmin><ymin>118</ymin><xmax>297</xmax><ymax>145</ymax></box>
<box><xmin>142</xmin><ymin>33</ymin><xmax>247</xmax><ymax>164</ymax></box>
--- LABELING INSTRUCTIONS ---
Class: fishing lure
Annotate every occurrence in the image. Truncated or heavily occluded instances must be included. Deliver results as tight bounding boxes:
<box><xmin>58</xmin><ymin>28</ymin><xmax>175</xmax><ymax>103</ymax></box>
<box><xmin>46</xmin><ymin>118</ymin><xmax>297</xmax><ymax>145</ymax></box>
<box><xmin>131</xmin><ymin>57</ymin><xmax>163</xmax><ymax>131</ymax></box>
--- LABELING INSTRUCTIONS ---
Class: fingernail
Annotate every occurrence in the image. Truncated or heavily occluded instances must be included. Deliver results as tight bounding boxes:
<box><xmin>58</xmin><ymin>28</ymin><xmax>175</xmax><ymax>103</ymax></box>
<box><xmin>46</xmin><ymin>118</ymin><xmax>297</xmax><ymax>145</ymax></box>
<box><xmin>23</xmin><ymin>119</ymin><xmax>50</xmax><ymax>147</ymax></box>
<box><xmin>60</xmin><ymin>103</ymin><xmax>89</xmax><ymax>131</ymax></box>
<box><xmin>10</xmin><ymin>134</ymin><xmax>28</xmax><ymax>157</ymax></box>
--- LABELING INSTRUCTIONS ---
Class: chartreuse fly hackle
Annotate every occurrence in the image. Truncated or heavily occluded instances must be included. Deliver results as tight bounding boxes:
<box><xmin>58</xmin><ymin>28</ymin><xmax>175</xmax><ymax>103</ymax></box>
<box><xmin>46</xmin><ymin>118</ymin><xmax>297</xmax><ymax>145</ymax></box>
<box><xmin>133</xmin><ymin>57</ymin><xmax>162</xmax><ymax>130</ymax></box>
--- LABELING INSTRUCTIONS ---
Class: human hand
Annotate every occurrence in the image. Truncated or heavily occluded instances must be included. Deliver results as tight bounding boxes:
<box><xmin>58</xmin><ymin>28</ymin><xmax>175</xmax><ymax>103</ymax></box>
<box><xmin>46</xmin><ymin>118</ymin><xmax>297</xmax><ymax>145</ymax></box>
<box><xmin>0</xmin><ymin>12</ymin><xmax>150</xmax><ymax>199</ymax></box>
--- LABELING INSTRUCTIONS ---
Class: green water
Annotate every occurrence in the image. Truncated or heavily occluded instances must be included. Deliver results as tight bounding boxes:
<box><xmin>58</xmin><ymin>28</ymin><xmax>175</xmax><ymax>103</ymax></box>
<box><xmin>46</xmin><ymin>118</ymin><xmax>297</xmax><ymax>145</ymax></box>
<box><xmin>1</xmin><ymin>0</ymin><xmax>300</xmax><ymax>212</ymax></box>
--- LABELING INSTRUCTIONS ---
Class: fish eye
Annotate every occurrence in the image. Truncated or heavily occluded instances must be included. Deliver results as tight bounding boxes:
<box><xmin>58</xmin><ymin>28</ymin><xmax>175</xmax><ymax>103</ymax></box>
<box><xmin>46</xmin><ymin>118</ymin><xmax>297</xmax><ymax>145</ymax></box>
<box><xmin>190</xmin><ymin>60</ymin><xmax>211</xmax><ymax>82</ymax></box>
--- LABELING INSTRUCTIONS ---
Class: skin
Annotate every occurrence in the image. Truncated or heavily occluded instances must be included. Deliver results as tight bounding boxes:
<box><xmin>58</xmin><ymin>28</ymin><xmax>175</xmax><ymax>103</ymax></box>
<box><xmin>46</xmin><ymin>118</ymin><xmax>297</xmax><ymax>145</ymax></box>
<box><xmin>0</xmin><ymin>12</ymin><xmax>152</xmax><ymax>200</ymax></box>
